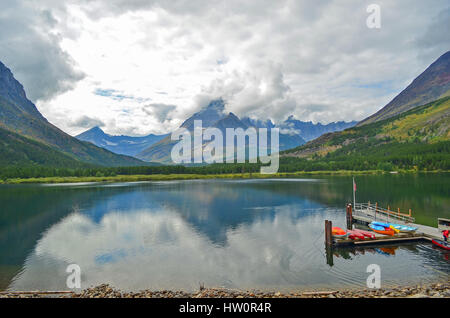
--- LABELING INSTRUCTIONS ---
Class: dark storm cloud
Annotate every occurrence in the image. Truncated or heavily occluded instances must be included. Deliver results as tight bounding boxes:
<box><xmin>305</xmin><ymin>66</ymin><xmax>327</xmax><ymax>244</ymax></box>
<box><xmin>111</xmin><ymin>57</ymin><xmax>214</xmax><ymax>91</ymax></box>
<box><xmin>84</xmin><ymin>0</ymin><xmax>447</xmax><ymax>123</ymax></box>
<box><xmin>0</xmin><ymin>1</ymin><xmax>84</xmax><ymax>102</ymax></box>
<box><xmin>69</xmin><ymin>115</ymin><xmax>105</xmax><ymax>128</ymax></box>
<box><xmin>415</xmin><ymin>7</ymin><xmax>450</xmax><ymax>62</ymax></box>
<box><xmin>142</xmin><ymin>103</ymin><xmax>176</xmax><ymax>123</ymax></box>
<box><xmin>1</xmin><ymin>0</ymin><xmax>449</xmax><ymax>127</ymax></box>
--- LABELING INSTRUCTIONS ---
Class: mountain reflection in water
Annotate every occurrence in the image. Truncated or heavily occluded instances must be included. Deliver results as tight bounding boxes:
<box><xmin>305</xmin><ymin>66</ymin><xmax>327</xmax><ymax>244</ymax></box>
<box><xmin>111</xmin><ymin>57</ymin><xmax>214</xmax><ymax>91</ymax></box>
<box><xmin>1</xmin><ymin>177</ymin><xmax>448</xmax><ymax>292</ymax></box>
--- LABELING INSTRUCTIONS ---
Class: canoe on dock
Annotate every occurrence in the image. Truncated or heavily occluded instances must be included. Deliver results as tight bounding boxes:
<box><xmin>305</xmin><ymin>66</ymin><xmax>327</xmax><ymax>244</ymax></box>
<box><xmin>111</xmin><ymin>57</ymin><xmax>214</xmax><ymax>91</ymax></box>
<box><xmin>326</xmin><ymin>202</ymin><xmax>446</xmax><ymax>249</ymax></box>
<box><xmin>368</xmin><ymin>224</ymin><xmax>395</xmax><ymax>236</ymax></box>
<box><xmin>432</xmin><ymin>239</ymin><xmax>450</xmax><ymax>251</ymax></box>
<box><xmin>347</xmin><ymin>230</ymin><xmax>365</xmax><ymax>240</ymax></box>
<box><xmin>371</xmin><ymin>221</ymin><xmax>417</xmax><ymax>233</ymax></box>
<box><xmin>392</xmin><ymin>224</ymin><xmax>417</xmax><ymax>233</ymax></box>
<box><xmin>332</xmin><ymin>227</ymin><xmax>349</xmax><ymax>238</ymax></box>
<box><xmin>352</xmin><ymin>229</ymin><xmax>376</xmax><ymax>239</ymax></box>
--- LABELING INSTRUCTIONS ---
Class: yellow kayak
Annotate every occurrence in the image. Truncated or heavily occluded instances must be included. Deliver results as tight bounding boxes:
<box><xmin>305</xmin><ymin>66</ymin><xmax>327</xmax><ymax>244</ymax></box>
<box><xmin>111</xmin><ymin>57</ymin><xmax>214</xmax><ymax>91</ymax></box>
<box><xmin>389</xmin><ymin>225</ymin><xmax>400</xmax><ymax>233</ymax></box>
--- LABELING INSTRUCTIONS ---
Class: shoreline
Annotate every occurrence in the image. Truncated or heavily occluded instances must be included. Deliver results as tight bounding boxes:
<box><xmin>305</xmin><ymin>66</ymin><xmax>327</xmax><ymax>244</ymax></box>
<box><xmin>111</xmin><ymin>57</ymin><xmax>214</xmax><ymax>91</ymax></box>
<box><xmin>1</xmin><ymin>281</ymin><xmax>449</xmax><ymax>298</ymax></box>
<box><xmin>1</xmin><ymin>170</ymin><xmax>448</xmax><ymax>185</ymax></box>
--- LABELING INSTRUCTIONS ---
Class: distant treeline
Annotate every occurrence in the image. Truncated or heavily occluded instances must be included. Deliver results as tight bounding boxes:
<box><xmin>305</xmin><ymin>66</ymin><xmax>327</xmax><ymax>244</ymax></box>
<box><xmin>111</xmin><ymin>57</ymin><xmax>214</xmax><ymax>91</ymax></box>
<box><xmin>0</xmin><ymin>140</ymin><xmax>448</xmax><ymax>180</ymax></box>
<box><xmin>281</xmin><ymin>139</ymin><xmax>450</xmax><ymax>172</ymax></box>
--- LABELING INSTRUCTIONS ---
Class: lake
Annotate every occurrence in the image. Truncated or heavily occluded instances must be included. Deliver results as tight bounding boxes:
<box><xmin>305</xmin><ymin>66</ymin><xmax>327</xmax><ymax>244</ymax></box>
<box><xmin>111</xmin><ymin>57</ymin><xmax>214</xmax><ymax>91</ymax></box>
<box><xmin>0</xmin><ymin>174</ymin><xmax>449</xmax><ymax>292</ymax></box>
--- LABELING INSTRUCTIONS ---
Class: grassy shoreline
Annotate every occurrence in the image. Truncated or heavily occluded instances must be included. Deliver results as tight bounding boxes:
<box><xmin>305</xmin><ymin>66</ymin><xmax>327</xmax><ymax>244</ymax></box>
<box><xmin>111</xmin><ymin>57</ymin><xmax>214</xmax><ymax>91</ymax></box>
<box><xmin>1</xmin><ymin>169</ymin><xmax>448</xmax><ymax>184</ymax></box>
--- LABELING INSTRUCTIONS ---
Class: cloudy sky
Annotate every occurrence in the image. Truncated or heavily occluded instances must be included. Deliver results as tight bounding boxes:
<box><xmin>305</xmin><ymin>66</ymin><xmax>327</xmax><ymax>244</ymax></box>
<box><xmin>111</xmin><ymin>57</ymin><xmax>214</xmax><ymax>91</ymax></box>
<box><xmin>0</xmin><ymin>0</ymin><xmax>449</xmax><ymax>136</ymax></box>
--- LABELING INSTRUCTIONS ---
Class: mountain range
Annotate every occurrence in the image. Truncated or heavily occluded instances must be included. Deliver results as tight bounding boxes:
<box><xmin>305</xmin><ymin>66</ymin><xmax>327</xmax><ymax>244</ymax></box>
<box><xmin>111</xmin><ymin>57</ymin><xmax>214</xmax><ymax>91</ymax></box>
<box><xmin>76</xmin><ymin>98</ymin><xmax>356</xmax><ymax>162</ymax></box>
<box><xmin>0</xmin><ymin>60</ymin><xmax>144</xmax><ymax>168</ymax></box>
<box><xmin>134</xmin><ymin>99</ymin><xmax>309</xmax><ymax>163</ymax></box>
<box><xmin>1</xmin><ymin>49</ymin><xmax>448</xmax><ymax>170</ymax></box>
<box><xmin>76</xmin><ymin>127</ymin><xmax>168</xmax><ymax>157</ymax></box>
<box><xmin>280</xmin><ymin>117</ymin><xmax>357</xmax><ymax>141</ymax></box>
<box><xmin>283</xmin><ymin>96</ymin><xmax>450</xmax><ymax>158</ymax></box>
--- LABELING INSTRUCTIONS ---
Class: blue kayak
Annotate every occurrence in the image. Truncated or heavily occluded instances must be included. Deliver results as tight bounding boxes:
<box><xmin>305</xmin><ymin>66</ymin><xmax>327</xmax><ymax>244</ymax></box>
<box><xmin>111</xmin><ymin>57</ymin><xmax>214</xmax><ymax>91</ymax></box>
<box><xmin>370</xmin><ymin>224</ymin><xmax>387</xmax><ymax>231</ymax></box>
<box><xmin>371</xmin><ymin>221</ymin><xmax>417</xmax><ymax>233</ymax></box>
<box><xmin>371</xmin><ymin>221</ymin><xmax>391</xmax><ymax>228</ymax></box>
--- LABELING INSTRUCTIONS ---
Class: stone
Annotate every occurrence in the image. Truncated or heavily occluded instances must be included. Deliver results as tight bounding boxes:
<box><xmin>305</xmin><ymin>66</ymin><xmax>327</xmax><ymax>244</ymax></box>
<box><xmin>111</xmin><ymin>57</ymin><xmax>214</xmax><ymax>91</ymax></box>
<box><xmin>408</xmin><ymin>294</ymin><xmax>429</xmax><ymax>298</ymax></box>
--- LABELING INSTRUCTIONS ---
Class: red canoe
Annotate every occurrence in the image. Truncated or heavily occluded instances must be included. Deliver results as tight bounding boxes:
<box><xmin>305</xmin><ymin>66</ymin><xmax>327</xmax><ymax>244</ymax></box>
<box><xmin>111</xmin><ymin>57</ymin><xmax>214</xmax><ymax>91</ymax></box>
<box><xmin>352</xmin><ymin>229</ymin><xmax>376</xmax><ymax>239</ymax></box>
<box><xmin>432</xmin><ymin>239</ymin><xmax>450</xmax><ymax>250</ymax></box>
<box><xmin>347</xmin><ymin>230</ymin><xmax>365</xmax><ymax>240</ymax></box>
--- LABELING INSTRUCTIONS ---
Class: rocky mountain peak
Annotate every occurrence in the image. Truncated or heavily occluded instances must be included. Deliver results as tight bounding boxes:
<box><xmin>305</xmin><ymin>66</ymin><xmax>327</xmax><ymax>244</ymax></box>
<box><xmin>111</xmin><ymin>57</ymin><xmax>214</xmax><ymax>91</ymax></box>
<box><xmin>180</xmin><ymin>98</ymin><xmax>226</xmax><ymax>130</ymax></box>
<box><xmin>358</xmin><ymin>50</ymin><xmax>450</xmax><ymax>126</ymax></box>
<box><xmin>0</xmin><ymin>60</ymin><xmax>45</xmax><ymax>119</ymax></box>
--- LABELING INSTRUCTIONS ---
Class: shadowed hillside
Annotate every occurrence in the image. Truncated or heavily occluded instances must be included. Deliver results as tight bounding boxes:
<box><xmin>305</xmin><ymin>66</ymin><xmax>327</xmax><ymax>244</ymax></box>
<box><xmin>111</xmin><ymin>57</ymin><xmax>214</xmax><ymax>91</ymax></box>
<box><xmin>0</xmin><ymin>61</ymin><xmax>144</xmax><ymax>167</ymax></box>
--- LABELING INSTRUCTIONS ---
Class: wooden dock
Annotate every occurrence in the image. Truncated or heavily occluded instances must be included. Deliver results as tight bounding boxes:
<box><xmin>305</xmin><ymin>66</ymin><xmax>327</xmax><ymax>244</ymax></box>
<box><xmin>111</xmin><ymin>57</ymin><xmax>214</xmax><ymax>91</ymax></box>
<box><xmin>350</xmin><ymin>202</ymin><xmax>442</xmax><ymax>241</ymax></box>
<box><xmin>334</xmin><ymin>232</ymin><xmax>428</xmax><ymax>247</ymax></box>
<box><xmin>325</xmin><ymin>202</ymin><xmax>444</xmax><ymax>248</ymax></box>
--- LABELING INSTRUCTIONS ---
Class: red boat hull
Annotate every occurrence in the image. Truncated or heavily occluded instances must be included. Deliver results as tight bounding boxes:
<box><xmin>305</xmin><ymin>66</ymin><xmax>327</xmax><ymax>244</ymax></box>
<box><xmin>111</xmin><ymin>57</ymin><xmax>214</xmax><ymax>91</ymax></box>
<box><xmin>352</xmin><ymin>229</ymin><xmax>376</xmax><ymax>239</ymax></box>
<box><xmin>432</xmin><ymin>239</ymin><xmax>450</xmax><ymax>250</ymax></box>
<box><xmin>347</xmin><ymin>230</ymin><xmax>365</xmax><ymax>240</ymax></box>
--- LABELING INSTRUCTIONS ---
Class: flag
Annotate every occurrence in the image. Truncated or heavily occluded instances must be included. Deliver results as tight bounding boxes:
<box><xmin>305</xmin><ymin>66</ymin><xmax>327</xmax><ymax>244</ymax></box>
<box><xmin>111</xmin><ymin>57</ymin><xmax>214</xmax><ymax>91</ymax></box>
<box><xmin>353</xmin><ymin>178</ymin><xmax>356</xmax><ymax>192</ymax></box>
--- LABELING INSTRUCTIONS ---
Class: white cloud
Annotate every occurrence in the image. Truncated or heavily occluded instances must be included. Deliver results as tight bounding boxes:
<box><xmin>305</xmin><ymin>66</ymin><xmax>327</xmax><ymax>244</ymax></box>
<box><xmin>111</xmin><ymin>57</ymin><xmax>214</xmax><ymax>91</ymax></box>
<box><xmin>1</xmin><ymin>0</ymin><xmax>448</xmax><ymax>135</ymax></box>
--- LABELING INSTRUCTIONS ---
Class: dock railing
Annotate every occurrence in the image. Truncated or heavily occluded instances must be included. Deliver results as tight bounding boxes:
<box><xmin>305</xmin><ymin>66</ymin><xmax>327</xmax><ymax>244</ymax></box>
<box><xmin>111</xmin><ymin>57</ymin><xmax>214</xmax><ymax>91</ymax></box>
<box><xmin>353</xmin><ymin>202</ymin><xmax>415</xmax><ymax>224</ymax></box>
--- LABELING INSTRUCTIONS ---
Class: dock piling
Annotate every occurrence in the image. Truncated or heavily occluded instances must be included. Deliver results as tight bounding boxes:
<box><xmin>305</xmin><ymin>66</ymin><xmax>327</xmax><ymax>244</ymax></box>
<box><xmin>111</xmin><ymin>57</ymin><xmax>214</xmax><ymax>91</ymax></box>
<box><xmin>325</xmin><ymin>220</ymin><xmax>332</xmax><ymax>246</ymax></box>
<box><xmin>325</xmin><ymin>244</ymin><xmax>334</xmax><ymax>266</ymax></box>
<box><xmin>346</xmin><ymin>204</ymin><xmax>353</xmax><ymax>230</ymax></box>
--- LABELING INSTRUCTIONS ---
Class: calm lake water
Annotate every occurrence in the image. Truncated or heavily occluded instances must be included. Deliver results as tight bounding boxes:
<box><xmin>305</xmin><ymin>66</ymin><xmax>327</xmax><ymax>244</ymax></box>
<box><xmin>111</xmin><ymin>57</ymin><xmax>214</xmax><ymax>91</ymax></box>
<box><xmin>0</xmin><ymin>174</ymin><xmax>449</xmax><ymax>292</ymax></box>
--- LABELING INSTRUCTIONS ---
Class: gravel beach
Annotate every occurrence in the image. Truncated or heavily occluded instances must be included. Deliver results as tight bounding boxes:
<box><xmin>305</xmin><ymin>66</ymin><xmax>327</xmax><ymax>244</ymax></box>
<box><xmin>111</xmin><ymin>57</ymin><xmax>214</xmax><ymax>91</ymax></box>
<box><xmin>1</xmin><ymin>281</ymin><xmax>449</xmax><ymax>298</ymax></box>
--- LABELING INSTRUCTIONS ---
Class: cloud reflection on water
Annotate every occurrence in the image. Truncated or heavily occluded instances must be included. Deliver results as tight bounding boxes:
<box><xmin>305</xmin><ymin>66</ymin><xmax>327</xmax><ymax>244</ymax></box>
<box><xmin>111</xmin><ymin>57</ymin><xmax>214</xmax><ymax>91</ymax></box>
<box><xmin>7</xmin><ymin>179</ymin><xmax>449</xmax><ymax>292</ymax></box>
